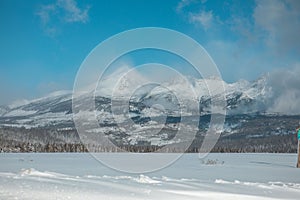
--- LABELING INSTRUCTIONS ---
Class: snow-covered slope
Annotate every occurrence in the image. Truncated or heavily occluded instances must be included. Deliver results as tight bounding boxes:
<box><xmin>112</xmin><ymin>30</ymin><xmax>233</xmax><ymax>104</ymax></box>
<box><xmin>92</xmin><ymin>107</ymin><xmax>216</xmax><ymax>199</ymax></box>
<box><xmin>139</xmin><ymin>74</ymin><xmax>271</xmax><ymax>115</ymax></box>
<box><xmin>0</xmin><ymin>105</ymin><xmax>9</xmax><ymax>116</ymax></box>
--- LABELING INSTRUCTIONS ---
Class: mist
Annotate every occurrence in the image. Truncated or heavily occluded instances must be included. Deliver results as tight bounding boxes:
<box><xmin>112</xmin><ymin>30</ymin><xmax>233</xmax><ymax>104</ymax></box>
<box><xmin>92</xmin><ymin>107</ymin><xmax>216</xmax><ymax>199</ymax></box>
<box><xmin>266</xmin><ymin>64</ymin><xmax>300</xmax><ymax>115</ymax></box>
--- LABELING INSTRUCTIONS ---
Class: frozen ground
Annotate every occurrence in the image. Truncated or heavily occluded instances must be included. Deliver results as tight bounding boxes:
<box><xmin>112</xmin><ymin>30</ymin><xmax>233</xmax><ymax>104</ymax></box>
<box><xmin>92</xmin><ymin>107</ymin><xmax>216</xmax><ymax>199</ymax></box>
<box><xmin>0</xmin><ymin>153</ymin><xmax>300</xmax><ymax>200</ymax></box>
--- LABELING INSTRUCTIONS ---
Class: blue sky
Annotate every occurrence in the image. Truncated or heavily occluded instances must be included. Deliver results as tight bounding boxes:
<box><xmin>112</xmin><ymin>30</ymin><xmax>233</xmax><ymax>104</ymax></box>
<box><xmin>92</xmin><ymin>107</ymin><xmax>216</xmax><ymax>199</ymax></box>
<box><xmin>0</xmin><ymin>0</ymin><xmax>299</xmax><ymax>104</ymax></box>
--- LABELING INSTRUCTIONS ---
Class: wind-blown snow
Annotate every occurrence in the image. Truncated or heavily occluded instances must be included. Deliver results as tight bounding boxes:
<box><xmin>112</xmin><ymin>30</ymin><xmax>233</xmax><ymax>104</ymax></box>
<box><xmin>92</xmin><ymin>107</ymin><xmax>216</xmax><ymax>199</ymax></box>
<box><xmin>266</xmin><ymin>65</ymin><xmax>300</xmax><ymax>114</ymax></box>
<box><xmin>95</xmin><ymin>65</ymin><xmax>149</xmax><ymax>99</ymax></box>
<box><xmin>8</xmin><ymin>99</ymin><xmax>30</xmax><ymax>109</ymax></box>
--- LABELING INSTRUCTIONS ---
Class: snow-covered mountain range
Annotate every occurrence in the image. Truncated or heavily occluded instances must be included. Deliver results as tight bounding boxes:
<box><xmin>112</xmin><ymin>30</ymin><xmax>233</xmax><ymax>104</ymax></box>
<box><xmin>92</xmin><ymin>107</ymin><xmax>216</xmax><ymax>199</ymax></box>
<box><xmin>0</xmin><ymin>72</ymin><xmax>273</xmax><ymax>129</ymax></box>
<box><xmin>1</xmin><ymin>69</ymin><xmax>299</xmax><ymax>151</ymax></box>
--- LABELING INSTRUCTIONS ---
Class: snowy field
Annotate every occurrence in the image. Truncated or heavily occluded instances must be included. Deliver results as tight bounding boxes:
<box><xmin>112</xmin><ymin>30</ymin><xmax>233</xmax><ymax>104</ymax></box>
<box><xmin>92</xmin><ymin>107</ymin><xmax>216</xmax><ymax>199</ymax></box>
<box><xmin>0</xmin><ymin>153</ymin><xmax>300</xmax><ymax>200</ymax></box>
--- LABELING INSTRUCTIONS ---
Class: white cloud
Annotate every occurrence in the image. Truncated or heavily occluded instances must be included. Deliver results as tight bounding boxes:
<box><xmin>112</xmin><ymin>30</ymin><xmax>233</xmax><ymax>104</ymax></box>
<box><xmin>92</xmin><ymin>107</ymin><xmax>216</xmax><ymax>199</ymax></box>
<box><xmin>176</xmin><ymin>0</ymin><xmax>207</xmax><ymax>13</ymax></box>
<box><xmin>267</xmin><ymin>63</ymin><xmax>300</xmax><ymax>114</ymax></box>
<box><xmin>36</xmin><ymin>0</ymin><xmax>90</xmax><ymax>36</ymax></box>
<box><xmin>253</xmin><ymin>0</ymin><xmax>300</xmax><ymax>53</ymax></box>
<box><xmin>57</xmin><ymin>0</ymin><xmax>89</xmax><ymax>23</ymax></box>
<box><xmin>178</xmin><ymin>0</ymin><xmax>300</xmax><ymax>54</ymax></box>
<box><xmin>189</xmin><ymin>10</ymin><xmax>214</xmax><ymax>30</ymax></box>
<box><xmin>176</xmin><ymin>0</ymin><xmax>195</xmax><ymax>13</ymax></box>
<box><xmin>36</xmin><ymin>4</ymin><xmax>56</xmax><ymax>25</ymax></box>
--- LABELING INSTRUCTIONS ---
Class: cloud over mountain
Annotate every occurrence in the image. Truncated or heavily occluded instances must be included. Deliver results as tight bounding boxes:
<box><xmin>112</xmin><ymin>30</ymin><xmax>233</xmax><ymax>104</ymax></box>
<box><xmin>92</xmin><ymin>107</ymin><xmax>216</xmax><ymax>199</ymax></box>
<box><xmin>267</xmin><ymin>64</ymin><xmax>300</xmax><ymax>114</ymax></box>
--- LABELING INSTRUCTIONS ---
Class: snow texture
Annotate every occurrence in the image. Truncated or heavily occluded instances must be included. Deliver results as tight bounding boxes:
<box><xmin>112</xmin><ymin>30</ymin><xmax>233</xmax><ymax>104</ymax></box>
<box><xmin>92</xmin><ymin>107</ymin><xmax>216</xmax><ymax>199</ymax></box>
<box><xmin>0</xmin><ymin>153</ymin><xmax>299</xmax><ymax>199</ymax></box>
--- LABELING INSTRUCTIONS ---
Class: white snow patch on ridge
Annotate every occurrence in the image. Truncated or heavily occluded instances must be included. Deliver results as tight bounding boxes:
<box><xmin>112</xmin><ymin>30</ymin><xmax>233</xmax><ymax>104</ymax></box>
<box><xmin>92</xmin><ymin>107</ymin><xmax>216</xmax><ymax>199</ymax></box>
<box><xmin>4</xmin><ymin>109</ymin><xmax>37</xmax><ymax>117</ymax></box>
